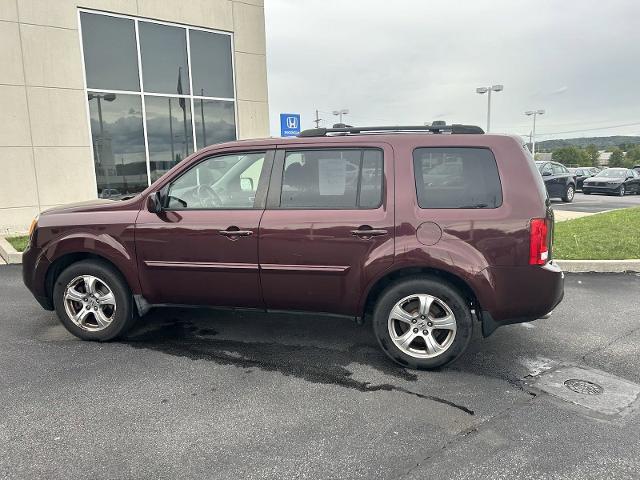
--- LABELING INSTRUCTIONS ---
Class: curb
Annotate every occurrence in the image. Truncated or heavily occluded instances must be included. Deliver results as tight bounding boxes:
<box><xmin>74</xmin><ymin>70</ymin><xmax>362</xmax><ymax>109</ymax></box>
<box><xmin>0</xmin><ymin>237</ymin><xmax>23</xmax><ymax>265</ymax></box>
<box><xmin>556</xmin><ymin>259</ymin><xmax>640</xmax><ymax>273</ymax></box>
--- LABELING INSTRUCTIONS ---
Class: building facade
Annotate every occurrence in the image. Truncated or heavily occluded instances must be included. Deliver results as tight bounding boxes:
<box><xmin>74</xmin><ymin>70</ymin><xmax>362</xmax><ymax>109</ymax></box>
<box><xmin>0</xmin><ymin>0</ymin><xmax>268</xmax><ymax>232</ymax></box>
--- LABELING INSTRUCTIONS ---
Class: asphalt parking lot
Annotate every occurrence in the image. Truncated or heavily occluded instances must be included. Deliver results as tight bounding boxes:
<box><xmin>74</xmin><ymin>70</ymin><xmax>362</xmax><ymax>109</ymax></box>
<box><xmin>1</xmin><ymin>265</ymin><xmax>640</xmax><ymax>479</ymax></box>
<box><xmin>552</xmin><ymin>191</ymin><xmax>640</xmax><ymax>213</ymax></box>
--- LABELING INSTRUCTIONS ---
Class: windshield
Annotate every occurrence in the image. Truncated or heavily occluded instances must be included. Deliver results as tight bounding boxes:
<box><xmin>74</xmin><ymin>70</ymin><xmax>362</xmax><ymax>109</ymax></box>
<box><xmin>596</xmin><ymin>169</ymin><xmax>627</xmax><ymax>178</ymax></box>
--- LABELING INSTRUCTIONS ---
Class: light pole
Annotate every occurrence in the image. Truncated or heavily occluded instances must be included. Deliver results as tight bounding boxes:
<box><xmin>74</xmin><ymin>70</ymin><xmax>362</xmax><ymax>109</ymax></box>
<box><xmin>525</xmin><ymin>109</ymin><xmax>545</xmax><ymax>157</ymax></box>
<box><xmin>88</xmin><ymin>92</ymin><xmax>116</xmax><ymax>190</ymax></box>
<box><xmin>332</xmin><ymin>108</ymin><xmax>349</xmax><ymax>124</ymax></box>
<box><xmin>475</xmin><ymin>84</ymin><xmax>503</xmax><ymax>132</ymax></box>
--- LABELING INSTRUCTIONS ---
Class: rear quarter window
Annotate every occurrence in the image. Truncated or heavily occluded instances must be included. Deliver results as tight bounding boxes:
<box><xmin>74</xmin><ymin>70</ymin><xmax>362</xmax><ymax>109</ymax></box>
<box><xmin>413</xmin><ymin>147</ymin><xmax>502</xmax><ymax>209</ymax></box>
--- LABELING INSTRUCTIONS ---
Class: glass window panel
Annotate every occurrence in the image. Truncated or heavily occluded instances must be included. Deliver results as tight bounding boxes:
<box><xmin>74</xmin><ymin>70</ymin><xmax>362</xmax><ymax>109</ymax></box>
<box><xmin>80</xmin><ymin>12</ymin><xmax>140</xmax><ymax>92</ymax></box>
<box><xmin>144</xmin><ymin>96</ymin><xmax>194</xmax><ymax>183</ymax></box>
<box><xmin>167</xmin><ymin>152</ymin><xmax>266</xmax><ymax>209</ymax></box>
<box><xmin>189</xmin><ymin>30</ymin><xmax>234</xmax><ymax>98</ymax></box>
<box><xmin>194</xmin><ymin>99</ymin><xmax>236</xmax><ymax>148</ymax></box>
<box><xmin>281</xmin><ymin>150</ymin><xmax>362</xmax><ymax>209</ymax></box>
<box><xmin>413</xmin><ymin>148</ymin><xmax>503</xmax><ymax>209</ymax></box>
<box><xmin>87</xmin><ymin>93</ymin><xmax>147</xmax><ymax>198</ymax></box>
<box><xmin>359</xmin><ymin>150</ymin><xmax>383</xmax><ymax>208</ymax></box>
<box><xmin>139</xmin><ymin>22</ymin><xmax>190</xmax><ymax>95</ymax></box>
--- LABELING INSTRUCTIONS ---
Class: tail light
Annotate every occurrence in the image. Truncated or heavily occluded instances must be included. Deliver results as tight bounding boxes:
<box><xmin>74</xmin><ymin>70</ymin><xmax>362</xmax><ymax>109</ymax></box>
<box><xmin>529</xmin><ymin>218</ymin><xmax>549</xmax><ymax>265</ymax></box>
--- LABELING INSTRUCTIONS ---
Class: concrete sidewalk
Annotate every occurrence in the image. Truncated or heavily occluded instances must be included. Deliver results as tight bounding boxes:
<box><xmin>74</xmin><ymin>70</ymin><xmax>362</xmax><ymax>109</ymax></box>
<box><xmin>554</xmin><ymin>210</ymin><xmax>596</xmax><ymax>222</ymax></box>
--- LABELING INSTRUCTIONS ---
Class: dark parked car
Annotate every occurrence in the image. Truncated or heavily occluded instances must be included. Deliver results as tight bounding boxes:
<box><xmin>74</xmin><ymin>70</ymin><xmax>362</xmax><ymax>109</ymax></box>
<box><xmin>535</xmin><ymin>161</ymin><xmax>576</xmax><ymax>202</ymax></box>
<box><xmin>568</xmin><ymin>166</ymin><xmax>599</xmax><ymax>190</ymax></box>
<box><xmin>582</xmin><ymin>168</ymin><xmax>640</xmax><ymax>196</ymax></box>
<box><xmin>23</xmin><ymin>125</ymin><xmax>564</xmax><ymax>370</ymax></box>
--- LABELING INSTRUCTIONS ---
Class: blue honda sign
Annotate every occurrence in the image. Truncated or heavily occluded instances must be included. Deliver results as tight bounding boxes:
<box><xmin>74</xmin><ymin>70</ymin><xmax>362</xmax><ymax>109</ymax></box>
<box><xmin>280</xmin><ymin>113</ymin><xmax>301</xmax><ymax>137</ymax></box>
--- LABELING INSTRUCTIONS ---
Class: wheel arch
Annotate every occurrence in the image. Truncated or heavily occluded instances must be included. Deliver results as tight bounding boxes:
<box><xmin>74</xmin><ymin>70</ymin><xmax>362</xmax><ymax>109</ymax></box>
<box><xmin>44</xmin><ymin>252</ymin><xmax>137</xmax><ymax>306</ymax></box>
<box><xmin>361</xmin><ymin>266</ymin><xmax>481</xmax><ymax>319</ymax></box>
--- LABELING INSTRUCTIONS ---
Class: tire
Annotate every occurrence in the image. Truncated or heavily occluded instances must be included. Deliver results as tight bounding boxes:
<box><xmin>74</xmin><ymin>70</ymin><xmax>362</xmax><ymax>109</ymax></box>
<box><xmin>562</xmin><ymin>184</ymin><xmax>575</xmax><ymax>202</ymax></box>
<box><xmin>53</xmin><ymin>260</ymin><xmax>137</xmax><ymax>341</ymax></box>
<box><xmin>618</xmin><ymin>185</ymin><xmax>625</xmax><ymax>197</ymax></box>
<box><xmin>372</xmin><ymin>276</ymin><xmax>473</xmax><ymax>370</ymax></box>
<box><xmin>583</xmin><ymin>190</ymin><xmax>590</xmax><ymax>195</ymax></box>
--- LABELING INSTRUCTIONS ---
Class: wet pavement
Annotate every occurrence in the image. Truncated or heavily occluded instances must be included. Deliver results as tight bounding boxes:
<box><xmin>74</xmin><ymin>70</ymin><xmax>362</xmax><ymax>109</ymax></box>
<box><xmin>1</xmin><ymin>265</ymin><xmax>639</xmax><ymax>479</ymax></box>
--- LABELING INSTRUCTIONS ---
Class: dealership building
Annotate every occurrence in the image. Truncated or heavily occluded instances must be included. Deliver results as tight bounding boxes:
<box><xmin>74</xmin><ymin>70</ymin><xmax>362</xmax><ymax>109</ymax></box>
<box><xmin>0</xmin><ymin>0</ymin><xmax>269</xmax><ymax>232</ymax></box>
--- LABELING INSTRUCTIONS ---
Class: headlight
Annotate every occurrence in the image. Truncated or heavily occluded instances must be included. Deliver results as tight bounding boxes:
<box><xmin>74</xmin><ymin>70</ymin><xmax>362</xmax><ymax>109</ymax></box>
<box><xmin>606</xmin><ymin>180</ymin><xmax>622</xmax><ymax>184</ymax></box>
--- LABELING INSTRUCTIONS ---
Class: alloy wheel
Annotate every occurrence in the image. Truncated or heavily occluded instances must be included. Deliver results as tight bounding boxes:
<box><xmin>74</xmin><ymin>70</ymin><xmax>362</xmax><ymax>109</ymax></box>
<box><xmin>566</xmin><ymin>186</ymin><xmax>574</xmax><ymax>200</ymax></box>
<box><xmin>387</xmin><ymin>294</ymin><xmax>457</xmax><ymax>359</ymax></box>
<box><xmin>63</xmin><ymin>275</ymin><xmax>117</xmax><ymax>332</ymax></box>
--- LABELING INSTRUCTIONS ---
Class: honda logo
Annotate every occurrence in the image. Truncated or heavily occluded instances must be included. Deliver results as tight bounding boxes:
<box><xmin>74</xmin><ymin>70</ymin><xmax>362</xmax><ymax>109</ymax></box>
<box><xmin>286</xmin><ymin>116</ymin><xmax>298</xmax><ymax>129</ymax></box>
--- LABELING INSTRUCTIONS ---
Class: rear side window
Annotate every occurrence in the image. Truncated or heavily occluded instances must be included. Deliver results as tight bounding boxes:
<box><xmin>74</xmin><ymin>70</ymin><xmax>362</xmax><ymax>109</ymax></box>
<box><xmin>413</xmin><ymin>147</ymin><xmax>502</xmax><ymax>209</ymax></box>
<box><xmin>281</xmin><ymin>149</ymin><xmax>383</xmax><ymax>208</ymax></box>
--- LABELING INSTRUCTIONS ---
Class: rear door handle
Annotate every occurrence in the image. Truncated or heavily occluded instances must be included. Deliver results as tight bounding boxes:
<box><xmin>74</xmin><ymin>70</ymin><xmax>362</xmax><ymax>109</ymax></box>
<box><xmin>351</xmin><ymin>227</ymin><xmax>388</xmax><ymax>238</ymax></box>
<box><xmin>219</xmin><ymin>228</ymin><xmax>253</xmax><ymax>237</ymax></box>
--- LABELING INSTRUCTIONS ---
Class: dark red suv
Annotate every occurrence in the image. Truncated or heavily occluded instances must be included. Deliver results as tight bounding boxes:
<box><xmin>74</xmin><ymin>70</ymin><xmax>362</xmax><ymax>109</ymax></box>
<box><xmin>22</xmin><ymin>124</ymin><xmax>564</xmax><ymax>369</ymax></box>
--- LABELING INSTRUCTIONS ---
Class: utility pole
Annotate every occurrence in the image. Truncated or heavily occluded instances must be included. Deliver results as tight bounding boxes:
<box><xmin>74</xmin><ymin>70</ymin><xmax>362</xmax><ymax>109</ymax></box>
<box><xmin>314</xmin><ymin>109</ymin><xmax>322</xmax><ymax>128</ymax></box>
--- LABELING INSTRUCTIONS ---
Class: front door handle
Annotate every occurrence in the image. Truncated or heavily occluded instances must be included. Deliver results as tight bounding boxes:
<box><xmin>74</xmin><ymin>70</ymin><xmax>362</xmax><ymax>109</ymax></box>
<box><xmin>219</xmin><ymin>227</ymin><xmax>253</xmax><ymax>238</ymax></box>
<box><xmin>351</xmin><ymin>227</ymin><xmax>388</xmax><ymax>238</ymax></box>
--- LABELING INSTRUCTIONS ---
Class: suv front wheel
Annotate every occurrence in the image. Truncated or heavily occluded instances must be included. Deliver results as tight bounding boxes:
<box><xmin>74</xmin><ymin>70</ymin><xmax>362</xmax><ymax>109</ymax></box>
<box><xmin>53</xmin><ymin>260</ymin><xmax>137</xmax><ymax>341</ymax></box>
<box><xmin>372</xmin><ymin>276</ymin><xmax>473</xmax><ymax>369</ymax></box>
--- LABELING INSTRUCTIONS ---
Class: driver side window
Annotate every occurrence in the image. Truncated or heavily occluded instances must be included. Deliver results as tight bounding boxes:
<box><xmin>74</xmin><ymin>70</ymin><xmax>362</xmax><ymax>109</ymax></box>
<box><xmin>166</xmin><ymin>152</ymin><xmax>266</xmax><ymax>210</ymax></box>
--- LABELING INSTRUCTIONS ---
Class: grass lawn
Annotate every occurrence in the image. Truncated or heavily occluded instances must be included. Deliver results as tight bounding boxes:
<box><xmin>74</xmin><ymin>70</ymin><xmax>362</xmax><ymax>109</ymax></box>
<box><xmin>554</xmin><ymin>207</ymin><xmax>640</xmax><ymax>260</ymax></box>
<box><xmin>5</xmin><ymin>235</ymin><xmax>29</xmax><ymax>252</ymax></box>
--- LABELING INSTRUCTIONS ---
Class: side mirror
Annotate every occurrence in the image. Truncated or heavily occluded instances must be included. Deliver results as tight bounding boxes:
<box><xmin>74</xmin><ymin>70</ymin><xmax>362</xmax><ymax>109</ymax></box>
<box><xmin>146</xmin><ymin>192</ymin><xmax>163</xmax><ymax>214</ymax></box>
<box><xmin>240</xmin><ymin>177</ymin><xmax>254</xmax><ymax>191</ymax></box>
<box><xmin>542</xmin><ymin>171</ymin><xmax>551</xmax><ymax>176</ymax></box>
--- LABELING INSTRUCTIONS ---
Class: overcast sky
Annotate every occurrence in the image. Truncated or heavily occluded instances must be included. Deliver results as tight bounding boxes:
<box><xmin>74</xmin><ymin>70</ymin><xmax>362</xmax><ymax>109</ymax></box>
<box><xmin>264</xmin><ymin>0</ymin><xmax>640</xmax><ymax>141</ymax></box>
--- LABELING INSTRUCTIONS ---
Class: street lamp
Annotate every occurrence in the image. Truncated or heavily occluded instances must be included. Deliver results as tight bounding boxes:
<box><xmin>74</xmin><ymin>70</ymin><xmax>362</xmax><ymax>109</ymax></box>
<box><xmin>475</xmin><ymin>84</ymin><xmax>503</xmax><ymax>133</ymax></box>
<box><xmin>525</xmin><ymin>109</ymin><xmax>545</xmax><ymax>157</ymax></box>
<box><xmin>332</xmin><ymin>108</ymin><xmax>349</xmax><ymax>124</ymax></box>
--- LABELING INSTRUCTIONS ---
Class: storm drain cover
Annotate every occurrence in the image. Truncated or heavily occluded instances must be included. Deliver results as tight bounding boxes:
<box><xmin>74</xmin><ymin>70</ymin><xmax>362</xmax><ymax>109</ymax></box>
<box><xmin>564</xmin><ymin>379</ymin><xmax>604</xmax><ymax>396</ymax></box>
<box><xmin>532</xmin><ymin>366</ymin><xmax>640</xmax><ymax>417</ymax></box>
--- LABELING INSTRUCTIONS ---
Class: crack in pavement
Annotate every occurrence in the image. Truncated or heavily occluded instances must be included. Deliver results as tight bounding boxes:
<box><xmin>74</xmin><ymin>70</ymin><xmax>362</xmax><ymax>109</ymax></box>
<box><xmin>123</xmin><ymin>318</ymin><xmax>474</xmax><ymax>416</ymax></box>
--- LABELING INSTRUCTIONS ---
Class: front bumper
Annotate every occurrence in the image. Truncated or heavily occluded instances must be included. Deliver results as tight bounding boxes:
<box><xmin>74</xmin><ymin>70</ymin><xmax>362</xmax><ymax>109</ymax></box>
<box><xmin>480</xmin><ymin>261</ymin><xmax>565</xmax><ymax>336</ymax></box>
<box><xmin>582</xmin><ymin>184</ymin><xmax>622</xmax><ymax>194</ymax></box>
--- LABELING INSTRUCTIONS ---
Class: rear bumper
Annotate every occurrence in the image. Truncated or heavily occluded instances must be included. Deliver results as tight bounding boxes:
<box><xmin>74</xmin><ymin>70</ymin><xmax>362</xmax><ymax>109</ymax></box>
<box><xmin>479</xmin><ymin>261</ymin><xmax>565</xmax><ymax>336</ymax></box>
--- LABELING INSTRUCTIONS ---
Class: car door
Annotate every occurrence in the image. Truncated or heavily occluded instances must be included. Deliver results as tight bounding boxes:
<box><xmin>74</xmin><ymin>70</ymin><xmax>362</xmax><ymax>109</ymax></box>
<box><xmin>258</xmin><ymin>143</ymin><xmax>394</xmax><ymax>317</ymax></box>
<box><xmin>135</xmin><ymin>149</ymin><xmax>274</xmax><ymax>307</ymax></box>
<box><xmin>550</xmin><ymin>163</ymin><xmax>568</xmax><ymax>197</ymax></box>
<box><xmin>540</xmin><ymin>162</ymin><xmax>557</xmax><ymax>196</ymax></box>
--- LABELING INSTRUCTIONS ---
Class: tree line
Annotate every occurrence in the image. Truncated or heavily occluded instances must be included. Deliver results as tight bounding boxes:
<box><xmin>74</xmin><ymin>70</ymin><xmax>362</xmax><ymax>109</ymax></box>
<box><xmin>547</xmin><ymin>145</ymin><xmax>640</xmax><ymax>168</ymax></box>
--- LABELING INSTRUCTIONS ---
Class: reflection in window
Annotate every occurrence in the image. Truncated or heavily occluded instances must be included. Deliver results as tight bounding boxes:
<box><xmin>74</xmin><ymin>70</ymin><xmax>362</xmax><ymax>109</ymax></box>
<box><xmin>413</xmin><ymin>148</ymin><xmax>503</xmax><ymax>209</ymax></box>
<box><xmin>87</xmin><ymin>93</ymin><xmax>147</xmax><ymax>198</ymax></box>
<box><xmin>281</xmin><ymin>149</ymin><xmax>382</xmax><ymax>209</ymax></box>
<box><xmin>80</xmin><ymin>13</ymin><xmax>140</xmax><ymax>92</ymax></box>
<box><xmin>139</xmin><ymin>22</ymin><xmax>190</xmax><ymax>95</ymax></box>
<box><xmin>80</xmin><ymin>12</ymin><xmax>237</xmax><ymax>196</ymax></box>
<box><xmin>145</xmin><ymin>96</ymin><xmax>194</xmax><ymax>182</ymax></box>
<box><xmin>167</xmin><ymin>152</ymin><xmax>266</xmax><ymax>209</ymax></box>
<box><xmin>194</xmin><ymin>99</ymin><xmax>236</xmax><ymax>148</ymax></box>
<box><xmin>190</xmin><ymin>30</ymin><xmax>234</xmax><ymax>98</ymax></box>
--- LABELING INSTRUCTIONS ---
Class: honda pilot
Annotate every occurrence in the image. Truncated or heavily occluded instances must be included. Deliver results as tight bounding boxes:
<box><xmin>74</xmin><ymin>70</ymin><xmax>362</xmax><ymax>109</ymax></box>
<box><xmin>23</xmin><ymin>124</ymin><xmax>564</xmax><ymax>369</ymax></box>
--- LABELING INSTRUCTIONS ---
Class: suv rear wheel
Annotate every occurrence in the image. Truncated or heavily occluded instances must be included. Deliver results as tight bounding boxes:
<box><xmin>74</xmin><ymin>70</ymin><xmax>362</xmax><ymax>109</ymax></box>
<box><xmin>53</xmin><ymin>260</ymin><xmax>137</xmax><ymax>341</ymax></box>
<box><xmin>562</xmin><ymin>184</ymin><xmax>575</xmax><ymax>202</ymax></box>
<box><xmin>372</xmin><ymin>276</ymin><xmax>473</xmax><ymax>369</ymax></box>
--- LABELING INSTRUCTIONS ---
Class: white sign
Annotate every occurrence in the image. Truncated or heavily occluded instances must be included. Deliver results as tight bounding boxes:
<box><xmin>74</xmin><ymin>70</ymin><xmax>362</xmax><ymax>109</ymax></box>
<box><xmin>318</xmin><ymin>158</ymin><xmax>346</xmax><ymax>195</ymax></box>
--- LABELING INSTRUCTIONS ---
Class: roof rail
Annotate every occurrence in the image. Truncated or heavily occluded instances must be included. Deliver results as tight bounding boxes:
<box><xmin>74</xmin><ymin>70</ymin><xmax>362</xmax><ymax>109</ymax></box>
<box><xmin>298</xmin><ymin>124</ymin><xmax>484</xmax><ymax>138</ymax></box>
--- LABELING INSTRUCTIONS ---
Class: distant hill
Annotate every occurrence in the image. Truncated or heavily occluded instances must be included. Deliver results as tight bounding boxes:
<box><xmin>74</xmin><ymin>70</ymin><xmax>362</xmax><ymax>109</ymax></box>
<box><xmin>536</xmin><ymin>136</ymin><xmax>640</xmax><ymax>151</ymax></box>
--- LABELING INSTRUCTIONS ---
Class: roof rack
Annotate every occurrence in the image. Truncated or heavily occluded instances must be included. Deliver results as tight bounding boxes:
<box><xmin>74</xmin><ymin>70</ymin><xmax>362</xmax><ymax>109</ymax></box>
<box><xmin>298</xmin><ymin>124</ymin><xmax>484</xmax><ymax>138</ymax></box>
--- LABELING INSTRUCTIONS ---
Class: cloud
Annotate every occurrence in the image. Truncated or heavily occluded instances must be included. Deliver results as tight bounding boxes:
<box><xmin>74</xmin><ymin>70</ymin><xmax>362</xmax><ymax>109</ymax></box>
<box><xmin>265</xmin><ymin>0</ymin><xmax>640</xmax><ymax>139</ymax></box>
